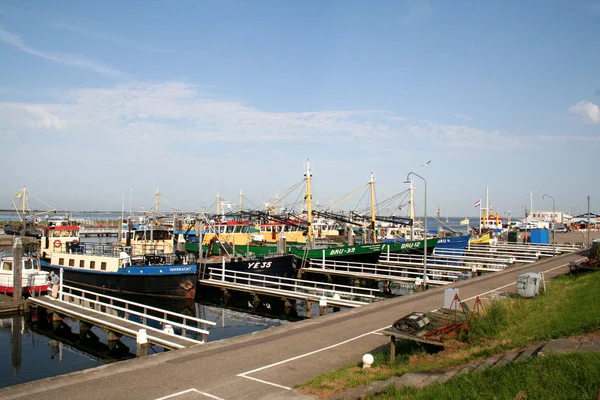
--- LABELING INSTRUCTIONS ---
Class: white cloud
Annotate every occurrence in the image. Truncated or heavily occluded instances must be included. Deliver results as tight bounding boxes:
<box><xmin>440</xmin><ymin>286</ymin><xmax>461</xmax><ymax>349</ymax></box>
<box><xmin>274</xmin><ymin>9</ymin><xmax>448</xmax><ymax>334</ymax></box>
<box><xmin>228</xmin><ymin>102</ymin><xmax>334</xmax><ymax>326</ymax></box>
<box><xmin>50</xmin><ymin>22</ymin><xmax>159</xmax><ymax>52</ymax></box>
<box><xmin>0</xmin><ymin>25</ymin><xmax>123</xmax><ymax>77</ymax></box>
<box><xmin>0</xmin><ymin>81</ymin><xmax>583</xmax><ymax>152</ymax></box>
<box><xmin>569</xmin><ymin>100</ymin><xmax>600</xmax><ymax>124</ymax></box>
<box><xmin>453</xmin><ymin>114</ymin><xmax>473</xmax><ymax>121</ymax></box>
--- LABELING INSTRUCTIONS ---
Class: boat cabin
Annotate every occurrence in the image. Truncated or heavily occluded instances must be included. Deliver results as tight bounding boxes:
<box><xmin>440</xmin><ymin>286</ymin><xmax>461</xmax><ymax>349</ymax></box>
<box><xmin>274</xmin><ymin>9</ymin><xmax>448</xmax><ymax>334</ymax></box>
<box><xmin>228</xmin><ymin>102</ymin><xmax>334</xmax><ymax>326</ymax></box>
<box><xmin>0</xmin><ymin>256</ymin><xmax>49</xmax><ymax>295</ymax></box>
<box><xmin>201</xmin><ymin>221</ymin><xmax>252</xmax><ymax>246</ymax></box>
<box><xmin>40</xmin><ymin>225</ymin><xmax>80</xmax><ymax>259</ymax></box>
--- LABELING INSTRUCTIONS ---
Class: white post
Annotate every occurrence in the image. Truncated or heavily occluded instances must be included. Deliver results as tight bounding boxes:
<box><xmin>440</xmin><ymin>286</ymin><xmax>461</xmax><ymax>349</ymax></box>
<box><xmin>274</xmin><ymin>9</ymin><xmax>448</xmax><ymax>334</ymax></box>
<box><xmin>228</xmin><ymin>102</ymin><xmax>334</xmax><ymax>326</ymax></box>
<box><xmin>59</xmin><ymin>268</ymin><xmax>64</xmax><ymax>301</ymax></box>
<box><xmin>221</xmin><ymin>258</ymin><xmax>225</xmax><ymax>281</ymax></box>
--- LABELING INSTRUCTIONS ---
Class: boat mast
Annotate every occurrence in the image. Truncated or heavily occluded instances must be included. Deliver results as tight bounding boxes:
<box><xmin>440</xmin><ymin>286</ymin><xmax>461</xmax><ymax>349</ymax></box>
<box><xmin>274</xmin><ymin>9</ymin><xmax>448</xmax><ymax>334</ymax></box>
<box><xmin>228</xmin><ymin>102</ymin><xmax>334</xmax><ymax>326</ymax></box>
<box><xmin>21</xmin><ymin>186</ymin><xmax>27</xmax><ymax>222</ymax></box>
<box><xmin>370</xmin><ymin>172</ymin><xmax>377</xmax><ymax>243</ymax></box>
<box><xmin>155</xmin><ymin>188</ymin><xmax>160</xmax><ymax>218</ymax></box>
<box><xmin>486</xmin><ymin>186</ymin><xmax>489</xmax><ymax>228</ymax></box>
<box><xmin>216</xmin><ymin>193</ymin><xmax>221</xmax><ymax>221</ymax></box>
<box><xmin>275</xmin><ymin>194</ymin><xmax>279</xmax><ymax>216</ymax></box>
<box><xmin>305</xmin><ymin>159</ymin><xmax>314</xmax><ymax>248</ymax></box>
<box><xmin>239</xmin><ymin>189</ymin><xmax>243</xmax><ymax>219</ymax></box>
<box><xmin>408</xmin><ymin>181</ymin><xmax>415</xmax><ymax>240</ymax></box>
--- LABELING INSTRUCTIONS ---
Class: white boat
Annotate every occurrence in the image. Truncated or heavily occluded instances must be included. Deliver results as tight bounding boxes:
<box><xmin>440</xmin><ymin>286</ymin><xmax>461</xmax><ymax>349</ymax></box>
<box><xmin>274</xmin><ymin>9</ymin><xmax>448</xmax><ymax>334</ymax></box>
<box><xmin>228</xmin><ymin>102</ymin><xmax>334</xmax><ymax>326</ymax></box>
<box><xmin>0</xmin><ymin>256</ymin><xmax>49</xmax><ymax>296</ymax></box>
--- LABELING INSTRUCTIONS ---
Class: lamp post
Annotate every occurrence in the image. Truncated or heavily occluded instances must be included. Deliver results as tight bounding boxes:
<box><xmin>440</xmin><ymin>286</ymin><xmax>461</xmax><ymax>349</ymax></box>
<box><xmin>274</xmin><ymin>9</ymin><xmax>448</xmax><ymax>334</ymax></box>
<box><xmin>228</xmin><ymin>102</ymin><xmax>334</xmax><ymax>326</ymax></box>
<box><xmin>405</xmin><ymin>172</ymin><xmax>427</xmax><ymax>290</ymax></box>
<box><xmin>542</xmin><ymin>194</ymin><xmax>555</xmax><ymax>256</ymax></box>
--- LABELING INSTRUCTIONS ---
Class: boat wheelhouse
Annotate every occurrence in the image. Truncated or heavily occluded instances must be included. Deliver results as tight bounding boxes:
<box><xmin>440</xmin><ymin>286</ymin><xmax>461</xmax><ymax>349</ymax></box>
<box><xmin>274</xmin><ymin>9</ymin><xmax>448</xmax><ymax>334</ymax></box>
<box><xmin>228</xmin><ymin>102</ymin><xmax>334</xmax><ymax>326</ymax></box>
<box><xmin>202</xmin><ymin>221</ymin><xmax>253</xmax><ymax>246</ymax></box>
<box><xmin>0</xmin><ymin>256</ymin><xmax>49</xmax><ymax>296</ymax></box>
<box><xmin>40</xmin><ymin>225</ymin><xmax>80</xmax><ymax>259</ymax></box>
<box><xmin>480</xmin><ymin>210</ymin><xmax>503</xmax><ymax>231</ymax></box>
<box><xmin>254</xmin><ymin>223</ymin><xmax>306</xmax><ymax>244</ymax></box>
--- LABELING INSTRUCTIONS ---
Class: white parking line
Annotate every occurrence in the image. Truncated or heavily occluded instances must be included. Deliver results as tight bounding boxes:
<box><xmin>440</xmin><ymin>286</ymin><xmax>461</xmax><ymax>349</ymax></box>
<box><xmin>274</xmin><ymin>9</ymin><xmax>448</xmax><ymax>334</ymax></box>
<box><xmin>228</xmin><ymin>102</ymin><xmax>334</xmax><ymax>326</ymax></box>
<box><xmin>237</xmin><ymin>259</ymin><xmax>581</xmax><ymax>390</ymax></box>
<box><xmin>155</xmin><ymin>388</ymin><xmax>225</xmax><ymax>400</ymax></box>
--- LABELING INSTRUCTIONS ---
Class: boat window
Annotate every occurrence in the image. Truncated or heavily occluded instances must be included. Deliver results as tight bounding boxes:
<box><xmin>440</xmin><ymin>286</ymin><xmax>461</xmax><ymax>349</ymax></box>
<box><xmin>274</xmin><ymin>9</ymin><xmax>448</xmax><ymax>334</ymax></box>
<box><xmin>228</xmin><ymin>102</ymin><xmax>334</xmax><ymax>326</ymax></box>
<box><xmin>69</xmin><ymin>259</ymin><xmax>75</xmax><ymax>267</ymax></box>
<box><xmin>79</xmin><ymin>260</ymin><xmax>84</xmax><ymax>268</ymax></box>
<box><xmin>3</xmin><ymin>262</ymin><xmax>12</xmax><ymax>271</ymax></box>
<box><xmin>226</xmin><ymin>226</ymin><xmax>234</xmax><ymax>233</ymax></box>
<box><xmin>24</xmin><ymin>260</ymin><xmax>34</xmax><ymax>270</ymax></box>
<box><xmin>101</xmin><ymin>262</ymin><xmax>107</xmax><ymax>271</ymax></box>
<box><xmin>90</xmin><ymin>261</ymin><xmax>95</xmax><ymax>270</ymax></box>
<box><xmin>242</xmin><ymin>226</ymin><xmax>249</xmax><ymax>233</ymax></box>
<box><xmin>62</xmin><ymin>231</ymin><xmax>70</xmax><ymax>237</ymax></box>
<box><xmin>58</xmin><ymin>258</ymin><xmax>64</xmax><ymax>266</ymax></box>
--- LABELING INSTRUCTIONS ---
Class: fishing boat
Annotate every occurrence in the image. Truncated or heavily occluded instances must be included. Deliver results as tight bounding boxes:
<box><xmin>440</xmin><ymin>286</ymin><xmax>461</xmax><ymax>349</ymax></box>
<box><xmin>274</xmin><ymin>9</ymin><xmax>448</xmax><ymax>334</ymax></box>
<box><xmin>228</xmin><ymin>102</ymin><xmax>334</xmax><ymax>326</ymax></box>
<box><xmin>0</xmin><ymin>256</ymin><xmax>49</xmax><ymax>296</ymax></box>
<box><xmin>39</xmin><ymin>224</ymin><xmax>197</xmax><ymax>299</ymax></box>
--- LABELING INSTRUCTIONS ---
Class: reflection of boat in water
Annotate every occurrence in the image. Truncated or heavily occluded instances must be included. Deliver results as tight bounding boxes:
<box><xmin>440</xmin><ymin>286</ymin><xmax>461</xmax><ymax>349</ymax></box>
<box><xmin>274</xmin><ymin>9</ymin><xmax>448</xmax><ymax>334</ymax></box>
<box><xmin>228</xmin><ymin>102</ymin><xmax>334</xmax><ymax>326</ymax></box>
<box><xmin>0</xmin><ymin>255</ymin><xmax>49</xmax><ymax>296</ymax></box>
<box><xmin>39</xmin><ymin>225</ymin><xmax>197</xmax><ymax>299</ymax></box>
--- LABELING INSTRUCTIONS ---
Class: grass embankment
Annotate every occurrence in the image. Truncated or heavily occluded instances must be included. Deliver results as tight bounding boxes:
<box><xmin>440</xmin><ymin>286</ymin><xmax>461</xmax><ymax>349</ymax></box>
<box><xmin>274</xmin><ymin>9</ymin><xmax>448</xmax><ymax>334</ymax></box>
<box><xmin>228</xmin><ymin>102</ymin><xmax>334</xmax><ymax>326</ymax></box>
<box><xmin>298</xmin><ymin>271</ymin><xmax>600</xmax><ymax>399</ymax></box>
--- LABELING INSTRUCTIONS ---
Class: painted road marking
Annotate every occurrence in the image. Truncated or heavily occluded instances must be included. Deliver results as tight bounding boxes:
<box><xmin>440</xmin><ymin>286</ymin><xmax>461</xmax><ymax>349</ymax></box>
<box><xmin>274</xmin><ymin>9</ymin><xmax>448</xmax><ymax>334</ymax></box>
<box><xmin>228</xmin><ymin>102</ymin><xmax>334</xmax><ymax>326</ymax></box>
<box><xmin>155</xmin><ymin>388</ymin><xmax>225</xmax><ymax>400</ymax></box>
<box><xmin>237</xmin><ymin>259</ymin><xmax>582</xmax><ymax>390</ymax></box>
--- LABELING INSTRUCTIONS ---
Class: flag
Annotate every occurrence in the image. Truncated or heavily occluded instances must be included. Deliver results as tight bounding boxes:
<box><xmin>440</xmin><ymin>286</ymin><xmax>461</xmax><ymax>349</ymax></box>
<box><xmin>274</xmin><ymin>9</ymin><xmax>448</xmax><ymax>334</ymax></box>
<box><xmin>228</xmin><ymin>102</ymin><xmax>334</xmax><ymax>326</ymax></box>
<box><xmin>460</xmin><ymin>218</ymin><xmax>469</xmax><ymax>226</ymax></box>
<box><xmin>13</xmin><ymin>191</ymin><xmax>22</xmax><ymax>198</ymax></box>
<box><xmin>474</xmin><ymin>199</ymin><xmax>481</xmax><ymax>208</ymax></box>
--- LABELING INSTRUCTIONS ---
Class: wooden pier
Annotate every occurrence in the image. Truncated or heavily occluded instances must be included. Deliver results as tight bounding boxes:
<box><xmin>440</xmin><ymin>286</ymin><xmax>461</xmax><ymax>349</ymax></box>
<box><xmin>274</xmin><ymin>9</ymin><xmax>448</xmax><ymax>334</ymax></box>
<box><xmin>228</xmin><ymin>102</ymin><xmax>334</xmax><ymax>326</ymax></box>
<box><xmin>27</xmin><ymin>283</ymin><xmax>215</xmax><ymax>350</ymax></box>
<box><xmin>0</xmin><ymin>293</ymin><xmax>28</xmax><ymax>316</ymax></box>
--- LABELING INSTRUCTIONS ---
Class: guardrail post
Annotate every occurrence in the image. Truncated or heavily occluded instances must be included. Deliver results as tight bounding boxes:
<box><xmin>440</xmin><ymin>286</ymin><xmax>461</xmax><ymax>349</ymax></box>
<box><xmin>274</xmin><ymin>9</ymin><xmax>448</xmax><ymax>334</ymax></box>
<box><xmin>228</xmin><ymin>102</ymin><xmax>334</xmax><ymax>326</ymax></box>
<box><xmin>136</xmin><ymin>329</ymin><xmax>148</xmax><ymax>357</ymax></box>
<box><xmin>59</xmin><ymin>268</ymin><xmax>64</xmax><ymax>301</ymax></box>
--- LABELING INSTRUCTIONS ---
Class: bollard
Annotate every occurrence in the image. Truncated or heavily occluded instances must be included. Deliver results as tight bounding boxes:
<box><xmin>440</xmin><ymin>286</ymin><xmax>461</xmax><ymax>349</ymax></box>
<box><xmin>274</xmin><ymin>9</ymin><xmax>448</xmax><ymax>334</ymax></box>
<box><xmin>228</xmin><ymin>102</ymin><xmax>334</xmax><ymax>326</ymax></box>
<box><xmin>12</xmin><ymin>238</ymin><xmax>23</xmax><ymax>301</ymax></box>
<box><xmin>136</xmin><ymin>328</ymin><xmax>148</xmax><ymax>357</ymax></box>
<box><xmin>163</xmin><ymin>324</ymin><xmax>174</xmax><ymax>335</ymax></box>
<box><xmin>362</xmin><ymin>353</ymin><xmax>374</xmax><ymax>369</ymax></box>
<box><xmin>319</xmin><ymin>296</ymin><xmax>328</xmax><ymax>316</ymax></box>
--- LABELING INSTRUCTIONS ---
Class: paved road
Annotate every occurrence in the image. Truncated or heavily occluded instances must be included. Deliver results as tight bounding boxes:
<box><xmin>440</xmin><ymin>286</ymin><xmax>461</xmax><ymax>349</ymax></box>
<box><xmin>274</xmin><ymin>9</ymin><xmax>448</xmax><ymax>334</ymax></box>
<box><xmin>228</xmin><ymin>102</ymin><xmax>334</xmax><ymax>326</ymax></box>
<box><xmin>0</xmin><ymin>251</ymin><xmax>586</xmax><ymax>400</ymax></box>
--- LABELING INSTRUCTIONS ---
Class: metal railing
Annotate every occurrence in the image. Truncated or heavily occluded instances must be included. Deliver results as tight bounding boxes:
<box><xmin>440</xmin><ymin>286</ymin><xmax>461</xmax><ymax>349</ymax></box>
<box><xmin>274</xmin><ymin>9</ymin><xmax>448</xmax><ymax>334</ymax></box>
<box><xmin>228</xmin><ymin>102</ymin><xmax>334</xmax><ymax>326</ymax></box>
<box><xmin>206</xmin><ymin>266</ymin><xmax>378</xmax><ymax>304</ymax></box>
<box><xmin>305</xmin><ymin>259</ymin><xmax>456</xmax><ymax>286</ymax></box>
<box><xmin>380</xmin><ymin>252</ymin><xmax>510</xmax><ymax>271</ymax></box>
<box><xmin>57</xmin><ymin>280</ymin><xmax>215</xmax><ymax>340</ymax></box>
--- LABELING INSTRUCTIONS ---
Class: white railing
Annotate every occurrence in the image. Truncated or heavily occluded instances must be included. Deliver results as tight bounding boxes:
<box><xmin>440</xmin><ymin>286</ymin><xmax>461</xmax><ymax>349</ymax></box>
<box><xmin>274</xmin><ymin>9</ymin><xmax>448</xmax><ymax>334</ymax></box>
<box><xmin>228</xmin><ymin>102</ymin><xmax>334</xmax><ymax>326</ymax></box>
<box><xmin>206</xmin><ymin>267</ymin><xmax>378</xmax><ymax>304</ymax></box>
<box><xmin>305</xmin><ymin>259</ymin><xmax>456</xmax><ymax>286</ymax></box>
<box><xmin>380</xmin><ymin>252</ymin><xmax>509</xmax><ymax>271</ymax></box>
<box><xmin>58</xmin><ymin>281</ymin><xmax>215</xmax><ymax>339</ymax></box>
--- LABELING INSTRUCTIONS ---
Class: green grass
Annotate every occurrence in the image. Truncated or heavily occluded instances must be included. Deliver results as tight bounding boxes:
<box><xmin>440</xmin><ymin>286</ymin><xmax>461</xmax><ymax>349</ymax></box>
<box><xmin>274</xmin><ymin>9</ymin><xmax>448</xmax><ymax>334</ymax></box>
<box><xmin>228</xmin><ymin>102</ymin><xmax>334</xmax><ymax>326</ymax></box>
<box><xmin>371</xmin><ymin>352</ymin><xmax>600</xmax><ymax>400</ymax></box>
<box><xmin>298</xmin><ymin>271</ymin><xmax>600</xmax><ymax>399</ymax></box>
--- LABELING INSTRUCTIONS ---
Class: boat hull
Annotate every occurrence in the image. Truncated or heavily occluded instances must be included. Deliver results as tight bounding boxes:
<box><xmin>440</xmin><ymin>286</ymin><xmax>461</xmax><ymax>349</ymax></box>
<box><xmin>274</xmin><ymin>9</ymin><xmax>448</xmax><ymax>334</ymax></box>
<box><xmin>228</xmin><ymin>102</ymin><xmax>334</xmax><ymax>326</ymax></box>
<box><xmin>199</xmin><ymin>255</ymin><xmax>297</xmax><ymax>279</ymax></box>
<box><xmin>40</xmin><ymin>262</ymin><xmax>197</xmax><ymax>299</ymax></box>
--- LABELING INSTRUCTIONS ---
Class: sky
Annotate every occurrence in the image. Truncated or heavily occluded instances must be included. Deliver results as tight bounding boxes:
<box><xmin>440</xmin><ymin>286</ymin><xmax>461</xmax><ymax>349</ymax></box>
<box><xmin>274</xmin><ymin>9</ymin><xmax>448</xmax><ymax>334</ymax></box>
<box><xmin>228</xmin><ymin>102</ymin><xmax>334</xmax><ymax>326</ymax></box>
<box><xmin>0</xmin><ymin>0</ymin><xmax>598</xmax><ymax>218</ymax></box>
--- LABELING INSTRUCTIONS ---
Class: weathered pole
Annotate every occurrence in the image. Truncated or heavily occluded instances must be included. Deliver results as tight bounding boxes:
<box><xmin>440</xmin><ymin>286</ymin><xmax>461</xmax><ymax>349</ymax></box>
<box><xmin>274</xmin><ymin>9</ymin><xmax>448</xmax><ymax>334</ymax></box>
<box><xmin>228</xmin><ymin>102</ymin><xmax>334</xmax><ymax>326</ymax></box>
<box><xmin>12</xmin><ymin>237</ymin><xmax>23</xmax><ymax>301</ymax></box>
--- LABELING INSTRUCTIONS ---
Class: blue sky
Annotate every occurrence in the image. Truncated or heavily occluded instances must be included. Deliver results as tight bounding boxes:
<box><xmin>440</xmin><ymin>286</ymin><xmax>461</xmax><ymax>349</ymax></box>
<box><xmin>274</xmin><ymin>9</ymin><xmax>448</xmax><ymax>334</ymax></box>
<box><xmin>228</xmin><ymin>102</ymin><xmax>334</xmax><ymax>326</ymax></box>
<box><xmin>0</xmin><ymin>0</ymin><xmax>598</xmax><ymax>218</ymax></box>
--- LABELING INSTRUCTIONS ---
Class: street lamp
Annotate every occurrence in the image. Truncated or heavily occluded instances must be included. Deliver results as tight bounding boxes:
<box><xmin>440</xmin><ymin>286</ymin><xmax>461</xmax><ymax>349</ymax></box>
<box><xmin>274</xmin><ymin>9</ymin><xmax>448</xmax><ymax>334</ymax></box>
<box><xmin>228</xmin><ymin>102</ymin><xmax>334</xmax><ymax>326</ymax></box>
<box><xmin>405</xmin><ymin>172</ymin><xmax>427</xmax><ymax>290</ymax></box>
<box><xmin>542</xmin><ymin>194</ymin><xmax>555</xmax><ymax>256</ymax></box>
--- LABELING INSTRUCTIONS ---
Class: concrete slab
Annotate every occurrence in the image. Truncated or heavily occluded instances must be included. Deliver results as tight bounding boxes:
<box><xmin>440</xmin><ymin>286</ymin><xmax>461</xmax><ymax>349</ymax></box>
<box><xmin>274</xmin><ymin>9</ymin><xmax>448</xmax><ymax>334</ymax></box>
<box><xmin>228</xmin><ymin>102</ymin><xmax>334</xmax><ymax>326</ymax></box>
<box><xmin>436</xmin><ymin>368</ymin><xmax>461</xmax><ymax>383</ymax></box>
<box><xmin>455</xmin><ymin>362</ymin><xmax>479</xmax><ymax>376</ymax></box>
<box><xmin>579</xmin><ymin>341</ymin><xmax>600</xmax><ymax>353</ymax></box>
<box><xmin>518</xmin><ymin>345</ymin><xmax>542</xmax><ymax>360</ymax></box>
<box><xmin>540</xmin><ymin>338</ymin><xmax>581</xmax><ymax>355</ymax></box>
<box><xmin>392</xmin><ymin>372</ymin><xmax>430</xmax><ymax>388</ymax></box>
<box><xmin>472</xmin><ymin>354</ymin><xmax>502</xmax><ymax>373</ymax></box>
<box><xmin>494</xmin><ymin>352</ymin><xmax>520</xmax><ymax>367</ymax></box>
<box><xmin>336</xmin><ymin>380</ymin><xmax>389</xmax><ymax>400</ymax></box>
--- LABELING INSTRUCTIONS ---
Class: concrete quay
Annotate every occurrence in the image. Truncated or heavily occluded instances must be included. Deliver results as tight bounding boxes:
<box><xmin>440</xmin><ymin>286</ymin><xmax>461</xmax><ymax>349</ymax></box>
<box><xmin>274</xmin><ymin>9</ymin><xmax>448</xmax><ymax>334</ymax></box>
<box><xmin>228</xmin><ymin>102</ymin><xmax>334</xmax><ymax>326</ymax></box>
<box><xmin>0</xmin><ymin>251</ymin><xmax>588</xmax><ymax>400</ymax></box>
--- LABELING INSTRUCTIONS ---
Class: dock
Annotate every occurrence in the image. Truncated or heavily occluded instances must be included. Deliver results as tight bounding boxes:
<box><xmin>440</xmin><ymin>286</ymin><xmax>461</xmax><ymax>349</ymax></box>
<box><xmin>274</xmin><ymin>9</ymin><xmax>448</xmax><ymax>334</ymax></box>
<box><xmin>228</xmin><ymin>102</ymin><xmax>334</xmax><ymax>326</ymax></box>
<box><xmin>27</xmin><ymin>283</ymin><xmax>215</xmax><ymax>350</ymax></box>
<box><xmin>199</xmin><ymin>267</ymin><xmax>379</xmax><ymax>316</ymax></box>
<box><xmin>0</xmin><ymin>251</ymin><xmax>588</xmax><ymax>400</ymax></box>
<box><xmin>0</xmin><ymin>293</ymin><xmax>28</xmax><ymax>316</ymax></box>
